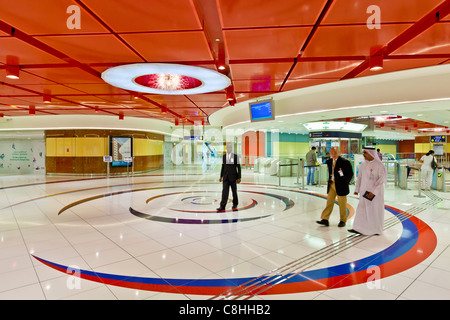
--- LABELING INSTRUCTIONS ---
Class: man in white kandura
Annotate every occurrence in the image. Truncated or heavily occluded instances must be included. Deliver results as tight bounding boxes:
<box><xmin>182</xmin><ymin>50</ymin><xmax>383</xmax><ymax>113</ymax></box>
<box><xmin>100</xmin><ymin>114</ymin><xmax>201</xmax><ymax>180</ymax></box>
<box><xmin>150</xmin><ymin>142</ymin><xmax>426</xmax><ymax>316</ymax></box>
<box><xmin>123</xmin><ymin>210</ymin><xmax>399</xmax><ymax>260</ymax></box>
<box><xmin>349</xmin><ymin>146</ymin><xmax>387</xmax><ymax>236</ymax></box>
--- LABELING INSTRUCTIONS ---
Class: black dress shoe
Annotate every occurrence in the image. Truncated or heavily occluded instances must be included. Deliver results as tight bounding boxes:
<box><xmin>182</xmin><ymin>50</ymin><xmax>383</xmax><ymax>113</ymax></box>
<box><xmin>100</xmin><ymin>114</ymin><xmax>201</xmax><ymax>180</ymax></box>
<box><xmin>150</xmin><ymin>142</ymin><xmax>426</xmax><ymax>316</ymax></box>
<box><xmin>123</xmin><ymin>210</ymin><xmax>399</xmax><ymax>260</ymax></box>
<box><xmin>316</xmin><ymin>219</ymin><xmax>329</xmax><ymax>226</ymax></box>
<box><xmin>216</xmin><ymin>207</ymin><xmax>225</xmax><ymax>211</ymax></box>
<box><xmin>348</xmin><ymin>229</ymin><xmax>361</xmax><ymax>234</ymax></box>
<box><xmin>231</xmin><ymin>205</ymin><xmax>238</xmax><ymax>210</ymax></box>
<box><xmin>338</xmin><ymin>221</ymin><xmax>346</xmax><ymax>227</ymax></box>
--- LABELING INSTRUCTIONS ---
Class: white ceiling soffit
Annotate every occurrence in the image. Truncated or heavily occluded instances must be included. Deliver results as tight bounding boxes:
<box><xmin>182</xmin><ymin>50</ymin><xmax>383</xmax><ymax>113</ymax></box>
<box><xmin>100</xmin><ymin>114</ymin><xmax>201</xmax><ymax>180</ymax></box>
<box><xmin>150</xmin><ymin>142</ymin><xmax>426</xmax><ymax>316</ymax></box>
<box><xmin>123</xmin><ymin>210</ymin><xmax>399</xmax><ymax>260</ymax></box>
<box><xmin>362</xmin><ymin>129</ymin><xmax>416</xmax><ymax>141</ymax></box>
<box><xmin>209</xmin><ymin>64</ymin><xmax>450</xmax><ymax>131</ymax></box>
<box><xmin>0</xmin><ymin>115</ymin><xmax>175</xmax><ymax>136</ymax></box>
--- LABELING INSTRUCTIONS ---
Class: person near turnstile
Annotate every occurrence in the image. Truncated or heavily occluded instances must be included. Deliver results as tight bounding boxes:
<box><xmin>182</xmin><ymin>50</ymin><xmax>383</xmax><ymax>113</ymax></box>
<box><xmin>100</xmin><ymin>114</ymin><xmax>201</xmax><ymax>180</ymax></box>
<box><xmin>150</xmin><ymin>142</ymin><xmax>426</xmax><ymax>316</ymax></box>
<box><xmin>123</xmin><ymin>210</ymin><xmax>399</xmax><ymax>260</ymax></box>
<box><xmin>419</xmin><ymin>150</ymin><xmax>437</xmax><ymax>190</ymax></box>
<box><xmin>306</xmin><ymin>146</ymin><xmax>317</xmax><ymax>185</ymax></box>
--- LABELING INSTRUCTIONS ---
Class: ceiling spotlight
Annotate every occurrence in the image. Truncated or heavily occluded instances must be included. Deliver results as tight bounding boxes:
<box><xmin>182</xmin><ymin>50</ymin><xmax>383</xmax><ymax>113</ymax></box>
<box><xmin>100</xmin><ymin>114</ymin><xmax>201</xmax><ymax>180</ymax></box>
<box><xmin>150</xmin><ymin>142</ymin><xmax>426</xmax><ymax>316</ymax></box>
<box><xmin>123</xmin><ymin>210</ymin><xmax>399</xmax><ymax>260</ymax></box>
<box><xmin>217</xmin><ymin>51</ymin><xmax>227</xmax><ymax>71</ymax></box>
<box><xmin>369</xmin><ymin>45</ymin><xmax>384</xmax><ymax>71</ymax></box>
<box><xmin>369</xmin><ymin>54</ymin><xmax>383</xmax><ymax>71</ymax></box>
<box><xmin>43</xmin><ymin>89</ymin><xmax>51</xmax><ymax>103</ymax></box>
<box><xmin>6</xmin><ymin>65</ymin><xmax>19</xmax><ymax>79</ymax></box>
<box><xmin>6</xmin><ymin>55</ymin><xmax>19</xmax><ymax>79</ymax></box>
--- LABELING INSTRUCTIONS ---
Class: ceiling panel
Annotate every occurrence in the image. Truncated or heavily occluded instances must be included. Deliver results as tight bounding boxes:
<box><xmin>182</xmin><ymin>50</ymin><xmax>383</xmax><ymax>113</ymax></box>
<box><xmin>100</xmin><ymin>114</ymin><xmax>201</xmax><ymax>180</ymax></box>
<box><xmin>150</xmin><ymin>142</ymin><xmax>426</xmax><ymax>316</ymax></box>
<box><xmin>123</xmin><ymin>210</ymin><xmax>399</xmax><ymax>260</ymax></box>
<box><xmin>121</xmin><ymin>31</ymin><xmax>213</xmax><ymax>62</ymax></box>
<box><xmin>18</xmin><ymin>84</ymin><xmax>87</xmax><ymax>96</ymax></box>
<box><xmin>188</xmin><ymin>93</ymin><xmax>227</xmax><ymax>103</ymax></box>
<box><xmin>224</xmin><ymin>27</ymin><xmax>312</xmax><ymax>60</ymax></box>
<box><xmin>82</xmin><ymin>0</ymin><xmax>202</xmax><ymax>32</ymax></box>
<box><xmin>0</xmin><ymin>97</ymin><xmax>36</xmax><ymax>107</ymax></box>
<box><xmin>232</xmin><ymin>79</ymin><xmax>282</xmax><ymax>93</ymax></box>
<box><xmin>390</xmin><ymin>22</ymin><xmax>450</xmax><ymax>55</ymax></box>
<box><xmin>218</xmin><ymin>0</ymin><xmax>326</xmax><ymax>28</ymax></box>
<box><xmin>291</xmin><ymin>60</ymin><xmax>363</xmax><ymax>79</ymax></box>
<box><xmin>322</xmin><ymin>0</ymin><xmax>446</xmax><ymax>24</ymax></box>
<box><xmin>357</xmin><ymin>57</ymin><xmax>448</xmax><ymax>77</ymax></box>
<box><xmin>22</xmin><ymin>67</ymin><xmax>105</xmax><ymax>85</ymax></box>
<box><xmin>230</xmin><ymin>62</ymin><xmax>292</xmax><ymax>80</ymax></box>
<box><xmin>34</xmin><ymin>34</ymin><xmax>143</xmax><ymax>63</ymax></box>
<box><xmin>0</xmin><ymin>38</ymin><xmax>65</xmax><ymax>64</ymax></box>
<box><xmin>282</xmin><ymin>78</ymin><xmax>337</xmax><ymax>92</ymax></box>
<box><xmin>302</xmin><ymin>24</ymin><xmax>412</xmax><ymax>57</ymax></box>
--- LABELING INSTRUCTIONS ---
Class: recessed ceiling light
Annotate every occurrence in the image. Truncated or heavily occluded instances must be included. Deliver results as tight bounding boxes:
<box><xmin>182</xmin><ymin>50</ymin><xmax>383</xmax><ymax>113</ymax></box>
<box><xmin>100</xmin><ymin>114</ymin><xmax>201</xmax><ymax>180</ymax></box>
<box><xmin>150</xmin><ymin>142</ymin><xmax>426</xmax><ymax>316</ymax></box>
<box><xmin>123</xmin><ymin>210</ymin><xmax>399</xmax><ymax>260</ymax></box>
<box><xmin>102</xmin><ymin>63</ymin><xmax>231</xmax><ymax>95</ymax></box>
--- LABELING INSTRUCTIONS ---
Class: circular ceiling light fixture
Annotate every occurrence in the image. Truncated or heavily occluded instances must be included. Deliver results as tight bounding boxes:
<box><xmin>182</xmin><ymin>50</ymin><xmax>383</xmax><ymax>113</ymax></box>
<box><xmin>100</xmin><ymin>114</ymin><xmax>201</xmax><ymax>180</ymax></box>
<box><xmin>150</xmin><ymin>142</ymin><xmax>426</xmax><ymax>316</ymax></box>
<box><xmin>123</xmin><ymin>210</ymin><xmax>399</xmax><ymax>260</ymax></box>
<box><xmin>101</xmin><ymin>63</ymin><xmax>231</xmax><ymax>95</ymax></box>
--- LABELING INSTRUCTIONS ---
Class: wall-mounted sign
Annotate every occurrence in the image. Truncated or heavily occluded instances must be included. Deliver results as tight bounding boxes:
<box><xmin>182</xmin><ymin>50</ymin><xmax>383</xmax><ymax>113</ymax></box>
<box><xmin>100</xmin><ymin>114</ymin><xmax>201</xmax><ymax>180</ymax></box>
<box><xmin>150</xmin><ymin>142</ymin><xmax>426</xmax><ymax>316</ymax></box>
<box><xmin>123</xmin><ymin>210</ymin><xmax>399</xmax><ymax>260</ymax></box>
<box><xmin>110</xmin><ymin>136</ymin><xmax>133</xmax><ymax>167</ymax></box>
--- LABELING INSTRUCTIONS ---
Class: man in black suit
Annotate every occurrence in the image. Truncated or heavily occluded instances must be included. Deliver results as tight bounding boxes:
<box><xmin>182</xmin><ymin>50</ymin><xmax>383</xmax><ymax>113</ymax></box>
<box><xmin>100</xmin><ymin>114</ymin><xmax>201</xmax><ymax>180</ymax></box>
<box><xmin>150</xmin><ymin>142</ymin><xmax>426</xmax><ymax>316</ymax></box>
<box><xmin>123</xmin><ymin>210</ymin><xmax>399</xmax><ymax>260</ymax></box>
<box><xmin>316</xmin><ymin>147</ymin><xmax>354</xmax><ymax>227</ymax></box>
<box><xmin>217</xmin><ymin>143</ymin><xmax>241</xmax><ymax>211</ymax></box>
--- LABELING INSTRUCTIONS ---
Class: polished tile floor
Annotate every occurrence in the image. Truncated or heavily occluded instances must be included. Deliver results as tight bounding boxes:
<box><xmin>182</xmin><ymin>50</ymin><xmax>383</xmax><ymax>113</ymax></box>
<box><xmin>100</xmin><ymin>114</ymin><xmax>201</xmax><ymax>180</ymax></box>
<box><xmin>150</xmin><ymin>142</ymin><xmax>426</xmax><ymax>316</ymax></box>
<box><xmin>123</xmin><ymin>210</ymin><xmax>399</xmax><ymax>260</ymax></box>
<box><xmin>0</xmin><ymin>166</ymin><xmax>449</xmax><ymax>300</ymax></box>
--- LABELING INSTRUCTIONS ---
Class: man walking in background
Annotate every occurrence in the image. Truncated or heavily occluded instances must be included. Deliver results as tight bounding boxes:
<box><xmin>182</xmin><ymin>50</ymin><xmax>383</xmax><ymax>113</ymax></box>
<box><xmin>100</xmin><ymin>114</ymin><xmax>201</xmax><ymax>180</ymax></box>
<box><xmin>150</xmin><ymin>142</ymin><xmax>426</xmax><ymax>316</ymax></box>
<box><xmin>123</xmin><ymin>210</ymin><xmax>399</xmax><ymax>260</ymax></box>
<box><xmin>217</xmin><ymin>143</ymin><xmax>241</xmax><ymax>211</ymax></box>
<box><xmin>316</xmin><ymin>147</ymin><xmax>354</xmax><ymax>227</ymax></box>
<box><xmin>306</xmin><ymin>146</ymin><xmax>317</xmax><ymax>185</ymax></box>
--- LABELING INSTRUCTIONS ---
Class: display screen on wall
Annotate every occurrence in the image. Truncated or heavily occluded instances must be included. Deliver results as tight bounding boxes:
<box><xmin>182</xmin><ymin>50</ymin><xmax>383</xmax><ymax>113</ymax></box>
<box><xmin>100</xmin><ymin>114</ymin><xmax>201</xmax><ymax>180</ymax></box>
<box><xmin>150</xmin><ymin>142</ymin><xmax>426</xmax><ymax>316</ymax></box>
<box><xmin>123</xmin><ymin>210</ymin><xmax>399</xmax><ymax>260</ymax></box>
<box><xmin>249</xmin><ymin>98</ymin><xmax>275</xmax><ymax>122</ymax></box>
<box><xmin>109</xmin><ymin>136</ymin><xmax>133</xmax><ymax>167</ymax></box>
<box><xmin>431</xmin><ymin>135</ymin><xmax>446</xmax><ymax>143</ymax></box>
<box><xmin>434</xmin><ymin>144</ymin><xmax>444</xmax><ymax>156</ymax></box>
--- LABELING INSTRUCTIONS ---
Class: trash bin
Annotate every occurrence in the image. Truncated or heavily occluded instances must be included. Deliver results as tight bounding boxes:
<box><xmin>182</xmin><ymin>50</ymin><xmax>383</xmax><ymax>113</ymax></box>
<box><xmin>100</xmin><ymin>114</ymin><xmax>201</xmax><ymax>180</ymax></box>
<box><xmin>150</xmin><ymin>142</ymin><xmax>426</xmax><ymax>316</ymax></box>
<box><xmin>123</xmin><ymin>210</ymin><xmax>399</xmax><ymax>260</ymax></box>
<box><xmin>434</xmin><ymin>168</ymin><xmax>444</xmax><ymax>191</ymax></box>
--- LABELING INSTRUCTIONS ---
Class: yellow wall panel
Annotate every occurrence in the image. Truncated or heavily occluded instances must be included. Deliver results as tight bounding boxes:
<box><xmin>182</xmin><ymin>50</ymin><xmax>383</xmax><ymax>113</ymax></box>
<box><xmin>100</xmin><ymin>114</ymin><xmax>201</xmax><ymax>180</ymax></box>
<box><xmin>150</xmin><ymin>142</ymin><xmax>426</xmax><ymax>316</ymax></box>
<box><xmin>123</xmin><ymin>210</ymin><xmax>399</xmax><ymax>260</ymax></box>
<box><xmin>414</xmin><ymin>143</ymin><xmax>428</xmax><ymax>153</ymax></box>
<box><xmin>133</xmin><ymin>139</ymin><xmax>164</xmax><ymax>156</ymax></box>
<box><xmin>377</xmin><ymin>144</ymin><xmax>397</xmax><ymax>155</ymax></box>
<box><xmin>46</xmin><ymin>138</ymin><xmax>57</xmax><ymax>157</ymax></box>
<box><xmin>272</xmin><ymin>141</ymin><xmax>279</xmax><ymax>157</ymax></box>
<box><xmin>272</xmin><ymin>142</ymin><xmax>310</xmax><ymax>158</ymax></box>
<box><xmin>55</xmin><ymin>137</ymin><xmax>75</xmax><ymax>157</ymax></box>
<box><xmin>75</xmin><ymin>138</ymin><xmax>105</xmax><ymax>157</ymax></box>
<box><xmin>47</xmin><ymin>137</ymin><xmax>164</xmax><ymax>157</ymax></box>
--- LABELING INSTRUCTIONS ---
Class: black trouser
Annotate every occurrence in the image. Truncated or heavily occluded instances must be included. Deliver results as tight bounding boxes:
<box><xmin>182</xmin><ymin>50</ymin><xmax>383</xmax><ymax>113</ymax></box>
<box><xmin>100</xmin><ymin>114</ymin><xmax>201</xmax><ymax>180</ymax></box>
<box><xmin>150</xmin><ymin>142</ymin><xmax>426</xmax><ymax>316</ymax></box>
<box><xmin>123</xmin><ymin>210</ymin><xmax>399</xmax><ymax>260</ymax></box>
<box><xmin>220</xmin><ymin>179</ymin><xmax>238</xmax><ymax>207</ymax></box>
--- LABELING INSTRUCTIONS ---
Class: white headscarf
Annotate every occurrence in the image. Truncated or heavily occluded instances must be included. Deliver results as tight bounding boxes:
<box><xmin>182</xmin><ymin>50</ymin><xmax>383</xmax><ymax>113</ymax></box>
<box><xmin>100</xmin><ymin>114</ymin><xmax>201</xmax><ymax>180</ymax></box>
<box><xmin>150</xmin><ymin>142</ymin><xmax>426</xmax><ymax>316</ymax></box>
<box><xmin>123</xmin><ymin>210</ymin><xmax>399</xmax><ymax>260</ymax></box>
<box><xmin>363</xmin><ymin>146</ymin><xmax>387</xmax><ymax>184</ymax></box>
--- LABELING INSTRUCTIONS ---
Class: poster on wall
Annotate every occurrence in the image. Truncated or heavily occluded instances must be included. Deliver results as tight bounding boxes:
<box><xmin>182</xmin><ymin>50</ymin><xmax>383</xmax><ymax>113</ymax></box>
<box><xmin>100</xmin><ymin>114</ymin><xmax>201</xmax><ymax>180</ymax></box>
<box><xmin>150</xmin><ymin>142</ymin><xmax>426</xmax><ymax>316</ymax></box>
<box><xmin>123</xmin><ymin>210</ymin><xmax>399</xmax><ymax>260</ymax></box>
<box><xmin>109</xmin><ymin>136</ymin><xmax>133</xmax><ymax>167</ymax></box>
<box><xmin>0</xmin><ymin>140</ymin><xmax>45</xmax><ymax>175</ymax></box>
<box><xmin>433</xmin><ymin>144</ymin><xmax>444</xmax><ymax>156</ymax></box>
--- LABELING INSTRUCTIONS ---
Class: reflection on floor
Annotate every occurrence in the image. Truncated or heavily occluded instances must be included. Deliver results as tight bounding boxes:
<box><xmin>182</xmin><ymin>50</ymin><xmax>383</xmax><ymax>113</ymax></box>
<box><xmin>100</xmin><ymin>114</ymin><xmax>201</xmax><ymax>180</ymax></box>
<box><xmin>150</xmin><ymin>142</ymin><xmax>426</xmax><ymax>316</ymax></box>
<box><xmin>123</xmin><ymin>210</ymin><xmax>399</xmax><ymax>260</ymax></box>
<box><xmin>0</xmin><ymin>165</ymin><xmax>449</xmax><ymax>300</ymax></box>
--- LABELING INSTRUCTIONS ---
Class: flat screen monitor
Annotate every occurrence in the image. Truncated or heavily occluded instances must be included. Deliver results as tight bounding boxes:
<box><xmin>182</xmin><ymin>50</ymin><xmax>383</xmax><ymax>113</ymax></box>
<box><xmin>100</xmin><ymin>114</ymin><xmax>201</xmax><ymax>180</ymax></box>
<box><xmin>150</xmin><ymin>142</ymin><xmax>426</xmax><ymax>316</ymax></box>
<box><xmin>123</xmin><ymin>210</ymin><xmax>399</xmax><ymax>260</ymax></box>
<box><xmin>249</xmin><ymin>98</ymin><xmax>274</xmax><ymax>122</ymax></box>
<box><xmin>431</xmin><ymin>135</ymin><xmax>446</xmax><ymax>143</ymax></box>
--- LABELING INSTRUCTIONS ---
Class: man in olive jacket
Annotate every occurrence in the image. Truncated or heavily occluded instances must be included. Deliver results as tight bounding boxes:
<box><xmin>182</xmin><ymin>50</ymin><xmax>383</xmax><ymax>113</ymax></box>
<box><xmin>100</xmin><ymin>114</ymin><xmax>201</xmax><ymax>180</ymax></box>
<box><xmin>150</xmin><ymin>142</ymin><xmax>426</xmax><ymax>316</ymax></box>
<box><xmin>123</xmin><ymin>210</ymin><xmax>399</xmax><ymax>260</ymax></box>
<box><xmin>316</xmin><ymin>147</ymin><xmax>353</xmax><ymax>227</ymax></box>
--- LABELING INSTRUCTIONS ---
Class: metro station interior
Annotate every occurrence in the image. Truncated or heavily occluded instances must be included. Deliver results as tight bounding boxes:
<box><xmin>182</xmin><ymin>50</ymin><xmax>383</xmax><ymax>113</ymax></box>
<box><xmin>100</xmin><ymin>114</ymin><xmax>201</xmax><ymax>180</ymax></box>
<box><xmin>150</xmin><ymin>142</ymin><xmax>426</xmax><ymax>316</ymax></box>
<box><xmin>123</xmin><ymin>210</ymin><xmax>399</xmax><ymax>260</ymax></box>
<box><xmin>0</xmin><ymin>1</ymin><xmax>450</xmax><ymax>301</ymax></box>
